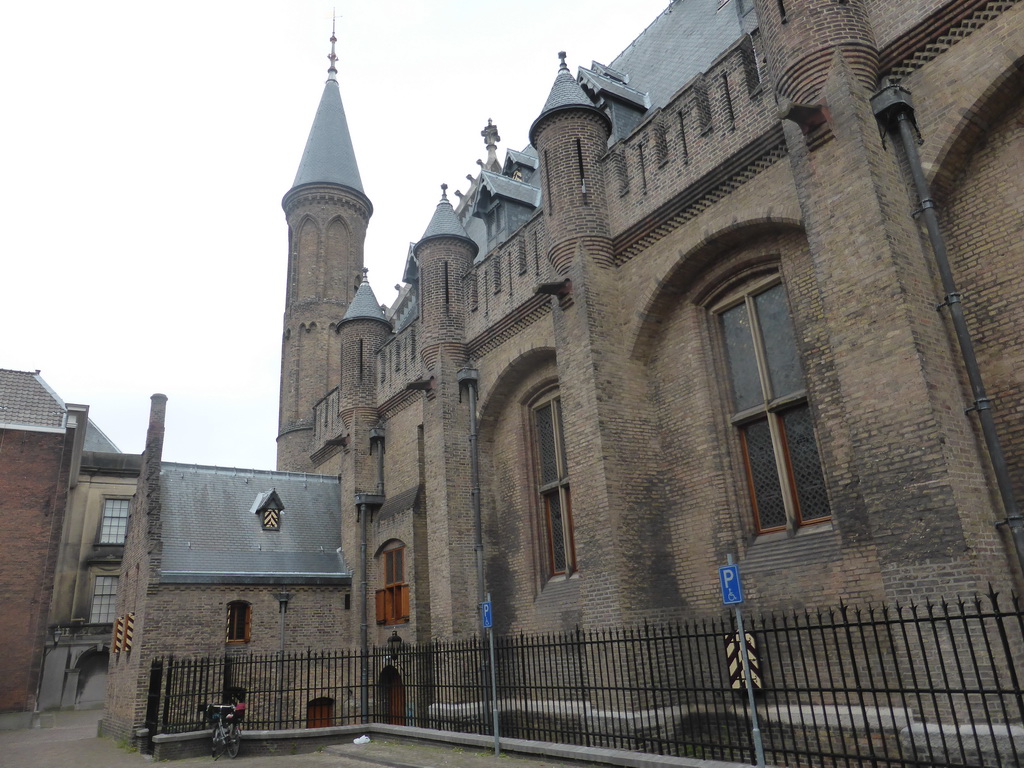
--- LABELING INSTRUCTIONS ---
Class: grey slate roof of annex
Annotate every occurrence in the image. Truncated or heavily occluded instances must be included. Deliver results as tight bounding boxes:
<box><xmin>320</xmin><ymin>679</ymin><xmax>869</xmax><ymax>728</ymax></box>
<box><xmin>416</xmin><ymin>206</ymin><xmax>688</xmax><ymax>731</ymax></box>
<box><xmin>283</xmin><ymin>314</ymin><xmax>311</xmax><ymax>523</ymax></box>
<box><xmin>415</xmin><ymin>192</ymin><xmax>478</xmax><ymax>256</ymax></box>
<box><xmin>159</xmin><ymin>462</ymin><xmax>349</xmax><ymax>585</ymax></box>
<box><xmin>341</xmin><ymin>276</ymin><xmax>390</xmax><ymax>326</ymax></box>
<box><xmin>608</xmin><ymin>0</ymin><xmax>750</xmax><ymax>111</ymax></box>
<box><xmin>291</xmin><ymin>79</ymin><xmax>365</xmax><ymax>195</ymax></box>
<box><xmin>0</xmin><ymin>369</ymin><xmax>65</xmax><ymax>430</ymax></box>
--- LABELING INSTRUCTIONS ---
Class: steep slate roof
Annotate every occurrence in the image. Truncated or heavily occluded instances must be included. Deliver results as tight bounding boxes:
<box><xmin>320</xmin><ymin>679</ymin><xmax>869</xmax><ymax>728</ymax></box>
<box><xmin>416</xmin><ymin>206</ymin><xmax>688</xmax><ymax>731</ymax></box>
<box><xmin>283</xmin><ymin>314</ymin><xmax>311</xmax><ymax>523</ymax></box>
<box><xmin>415</xmin><ymin>188</ymin><xmax>478</xmax><ymax>256</ymax></box>
<box><xmin>159</xmin><ymin>463</ymin><xmax>349</xmax><ymax>585</ymax></box>
<box><xmin>608</xmin><ymin>0</ymin><xmax>749</xmax><ymax>110</ymax></box>
<box><xmin>84</xmin><ymin>419</ymin><xmax>120</xmax><ymax>452</ymax></box>
<box><xmin>341</xmin><ymin>274</ymin><xmax>390</xmax><ymax>326</ymax></box>
<box><xmin>0</xmin><ymin>369</ymin><xmax>65</xmax><ymax>430</ymax></box>
<box><xmin>291</xmin><ymin>78</ymin><xmax>365</xmax><ymax>194</ymax></box>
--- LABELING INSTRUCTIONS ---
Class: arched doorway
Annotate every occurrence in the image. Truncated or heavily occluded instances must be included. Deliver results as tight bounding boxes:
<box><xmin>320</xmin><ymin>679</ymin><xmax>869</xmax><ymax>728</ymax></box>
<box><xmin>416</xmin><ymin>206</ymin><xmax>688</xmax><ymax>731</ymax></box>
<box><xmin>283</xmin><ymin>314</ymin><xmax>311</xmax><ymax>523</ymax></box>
<box><xmin>306</xmin><ymin>697</ymin><xmax>335</xmax><ymax>728</ymax></box>
<box><xmin>377</xmin><ymin>666</ymin><xmax>405</xmax><ymax>725</ymax></box>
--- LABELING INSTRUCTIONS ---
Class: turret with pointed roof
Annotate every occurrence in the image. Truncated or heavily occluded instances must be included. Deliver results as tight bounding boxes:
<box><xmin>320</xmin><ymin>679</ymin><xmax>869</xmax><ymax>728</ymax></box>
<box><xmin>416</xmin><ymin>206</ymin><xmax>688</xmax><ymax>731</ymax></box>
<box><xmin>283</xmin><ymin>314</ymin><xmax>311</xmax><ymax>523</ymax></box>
<box><xmin>414</xmin><ymin>185</ymin><xmax>476</xmax><ymax>372</ymax></box>
<box><xmin>277</xmin><ymin>27</ymin><xmax>373</xmax><ymax>473</ymax></box>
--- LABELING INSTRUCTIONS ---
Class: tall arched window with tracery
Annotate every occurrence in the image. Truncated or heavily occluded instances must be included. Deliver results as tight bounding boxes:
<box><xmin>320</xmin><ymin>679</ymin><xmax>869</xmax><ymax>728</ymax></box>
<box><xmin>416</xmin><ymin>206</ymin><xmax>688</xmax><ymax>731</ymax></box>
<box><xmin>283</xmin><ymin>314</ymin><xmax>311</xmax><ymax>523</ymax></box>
<box><xmin>532</xmin><ymin>392</ymin><xmax>575</xmax><ymax>576</ymax></box>
<box><xmin>715</xmin><ymin>276</ymin><xmax>829</xmax><ymax>533</ymax></box>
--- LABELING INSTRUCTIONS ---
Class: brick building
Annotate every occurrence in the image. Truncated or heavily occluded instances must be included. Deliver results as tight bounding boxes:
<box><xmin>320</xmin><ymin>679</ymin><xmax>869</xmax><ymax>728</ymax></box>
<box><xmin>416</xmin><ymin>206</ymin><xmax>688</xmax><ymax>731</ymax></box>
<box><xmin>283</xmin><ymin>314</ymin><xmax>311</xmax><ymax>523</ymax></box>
<box><xmin>0</xmin><ymin>370</ymin><xmax>86</xmax><ymax>724</ymax></box>
<box><xmin>105</xmin><ymin>0</ymin><xmax>1024</xmax><ymax>743</ymax></box>
<box><xmin>278</xmin><ymin>0</ymin><xmax>1024</xmax><ymax>643</ymax></box>
<box><xmin>102</xmin><ymin>395</ymin><xmax>353</xmax><ymax>742</ymax></box>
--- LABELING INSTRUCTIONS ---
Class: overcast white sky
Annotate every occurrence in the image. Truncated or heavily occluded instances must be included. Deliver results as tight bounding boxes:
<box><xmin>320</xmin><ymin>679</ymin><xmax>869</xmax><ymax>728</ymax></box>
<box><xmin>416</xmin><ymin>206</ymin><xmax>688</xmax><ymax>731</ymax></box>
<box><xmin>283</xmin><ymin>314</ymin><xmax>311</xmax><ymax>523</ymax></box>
<box><xmin>2</xmin><ymin>0</ymin><xmax>672</xmax><ymax>470</ymax></box>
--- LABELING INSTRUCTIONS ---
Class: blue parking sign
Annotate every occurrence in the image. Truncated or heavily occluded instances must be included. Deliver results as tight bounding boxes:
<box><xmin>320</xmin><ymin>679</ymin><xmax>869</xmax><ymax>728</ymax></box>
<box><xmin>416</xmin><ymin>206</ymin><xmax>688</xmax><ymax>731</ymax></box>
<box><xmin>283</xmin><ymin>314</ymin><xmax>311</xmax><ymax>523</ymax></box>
<box><xmin>719</xmin><ymin>564</ymin><xmax>744</xmax><ymax>605</ymax></box>
<box><xmin>481</xmin><ymin>601</ymin><xmax>493</xmax><ymax>628</ymax></box>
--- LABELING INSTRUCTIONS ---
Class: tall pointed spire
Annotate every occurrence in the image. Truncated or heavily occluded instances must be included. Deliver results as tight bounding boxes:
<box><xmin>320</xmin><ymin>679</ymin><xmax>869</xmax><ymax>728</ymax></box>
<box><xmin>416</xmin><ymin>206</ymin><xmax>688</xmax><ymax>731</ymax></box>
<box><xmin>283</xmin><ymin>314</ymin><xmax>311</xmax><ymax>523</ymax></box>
<box><xmin>290</xmin><ymin>24</ymin><xmax>365</xmax><ymax>195</ymax></box>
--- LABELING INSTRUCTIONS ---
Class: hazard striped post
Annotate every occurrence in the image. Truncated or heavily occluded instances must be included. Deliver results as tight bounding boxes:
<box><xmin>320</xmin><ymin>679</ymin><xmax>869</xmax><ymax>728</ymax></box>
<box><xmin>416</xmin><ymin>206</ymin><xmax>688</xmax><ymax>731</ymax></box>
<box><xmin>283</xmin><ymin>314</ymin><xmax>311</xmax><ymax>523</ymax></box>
<box><xmin>721</xmin><ymin>555</ymin><xmax>765</xmax><ymax>768</ymax></box>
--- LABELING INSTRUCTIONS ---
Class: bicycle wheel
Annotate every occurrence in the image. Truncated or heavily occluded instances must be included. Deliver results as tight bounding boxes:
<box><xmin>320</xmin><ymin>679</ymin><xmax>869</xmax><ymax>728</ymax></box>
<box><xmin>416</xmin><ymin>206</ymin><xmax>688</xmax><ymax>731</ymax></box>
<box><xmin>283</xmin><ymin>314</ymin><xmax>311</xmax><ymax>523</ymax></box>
<box><xmin>226</xmin><ymin>723</ymin><xmax>241</xmax><ymax>758</ymax></box>
<box><xmin>212</xmin><ymin>722</ymin><xmax>227</xmax><ymax>759</ymax></box>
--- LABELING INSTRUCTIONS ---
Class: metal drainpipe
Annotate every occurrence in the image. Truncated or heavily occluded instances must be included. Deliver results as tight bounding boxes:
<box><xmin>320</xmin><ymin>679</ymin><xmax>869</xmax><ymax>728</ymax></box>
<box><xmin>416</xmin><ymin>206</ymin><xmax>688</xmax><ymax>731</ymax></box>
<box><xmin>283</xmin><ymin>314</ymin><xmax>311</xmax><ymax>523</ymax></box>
<box><xmin>359</xmin><ymin>500</ymin><xmax>369</xmax><ymax>723</ymax></box>
<box><xmin>871</xmin><ymin>82</ymin><xmax>1024</xmax><ymax>577</ymax></box>
<box><xmin>458</xmin><ymin>367</ymin><xmax>485</xmax><ymax>632</ymax></box>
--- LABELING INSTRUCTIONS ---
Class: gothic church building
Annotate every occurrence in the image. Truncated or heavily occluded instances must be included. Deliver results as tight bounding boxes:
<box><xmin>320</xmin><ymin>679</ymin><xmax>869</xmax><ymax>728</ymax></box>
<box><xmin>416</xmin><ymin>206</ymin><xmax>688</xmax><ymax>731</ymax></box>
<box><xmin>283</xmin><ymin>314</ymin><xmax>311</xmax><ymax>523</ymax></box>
<box><xmin>106</xmin><ymin>0</ymin><xmax>1024</xmax><ymax>740</ymax></box>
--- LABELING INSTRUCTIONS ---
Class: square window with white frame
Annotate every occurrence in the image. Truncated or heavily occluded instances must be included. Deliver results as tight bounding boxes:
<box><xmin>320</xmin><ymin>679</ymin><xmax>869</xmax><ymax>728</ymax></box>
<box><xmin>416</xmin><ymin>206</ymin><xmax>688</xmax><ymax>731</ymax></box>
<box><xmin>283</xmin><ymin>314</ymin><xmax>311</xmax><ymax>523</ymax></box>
<box><xmin>90</xmin><ymin>575</ymin><xmax>118</xmax><ymax>624</ymax></box>
<box><xmin>99</xmin><ymin>498</ymin><xmax>130</xmax><ymax>544</ymax></box>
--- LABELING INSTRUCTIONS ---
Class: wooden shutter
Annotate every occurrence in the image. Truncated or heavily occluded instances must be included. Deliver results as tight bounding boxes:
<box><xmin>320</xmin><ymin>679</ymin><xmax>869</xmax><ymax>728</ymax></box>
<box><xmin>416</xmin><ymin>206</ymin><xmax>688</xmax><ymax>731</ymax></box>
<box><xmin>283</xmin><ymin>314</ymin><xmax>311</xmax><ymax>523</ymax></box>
<box><xmin>375</xmin><ymin>589</ymin><xmax>386</xmax><ymax>624</ymax></box>
<box><xmin>399</xmin><ymin>584</ymin><xmax>410</xmax><ymax>621</ymax></box>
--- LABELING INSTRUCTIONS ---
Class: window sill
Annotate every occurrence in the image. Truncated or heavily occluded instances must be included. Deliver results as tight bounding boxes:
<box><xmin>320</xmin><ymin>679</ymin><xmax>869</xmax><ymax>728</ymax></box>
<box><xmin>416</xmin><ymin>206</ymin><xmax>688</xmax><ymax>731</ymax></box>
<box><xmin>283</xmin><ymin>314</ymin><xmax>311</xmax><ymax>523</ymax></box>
<box><xmin>742</xmin><ymin>521</ymin><xmax>839</xmax><ymax>575</ymax></box>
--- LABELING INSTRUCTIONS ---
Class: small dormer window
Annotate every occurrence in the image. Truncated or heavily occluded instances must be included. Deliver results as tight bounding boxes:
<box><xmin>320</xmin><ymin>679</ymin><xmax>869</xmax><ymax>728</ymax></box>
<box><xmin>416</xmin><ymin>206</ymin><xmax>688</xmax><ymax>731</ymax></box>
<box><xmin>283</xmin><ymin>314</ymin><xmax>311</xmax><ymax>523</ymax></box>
<box><xmin>251</xmin><ymin>489</ymin><xmax>285</xmax><ymax>531</ymax></box>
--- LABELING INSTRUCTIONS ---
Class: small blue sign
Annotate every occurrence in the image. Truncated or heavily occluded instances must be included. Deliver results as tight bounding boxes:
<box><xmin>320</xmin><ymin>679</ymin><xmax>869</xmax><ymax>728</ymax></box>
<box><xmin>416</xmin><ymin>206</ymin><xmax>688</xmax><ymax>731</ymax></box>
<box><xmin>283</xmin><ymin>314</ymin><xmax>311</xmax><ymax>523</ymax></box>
<box><xmin>481</xmin><ymin>601</ymin><xmax>493</xmax><ymax>628</ymax></box>
<box><xmin>719</xmin><ymin>564</ymin><xmax>744</xmax><ymax>605</ymax></box>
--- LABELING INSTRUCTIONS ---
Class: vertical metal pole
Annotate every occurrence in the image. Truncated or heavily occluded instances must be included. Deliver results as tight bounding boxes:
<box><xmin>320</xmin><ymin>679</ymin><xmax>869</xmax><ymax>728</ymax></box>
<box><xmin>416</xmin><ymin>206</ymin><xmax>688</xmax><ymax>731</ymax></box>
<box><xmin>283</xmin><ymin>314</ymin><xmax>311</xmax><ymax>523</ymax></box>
<box><xmin>488</xmin><ymin>592</ymin><xmax>500</xmax><ymax>756</ymax></box>
<box><xmin>729</xmin><ymin>554</ymin><xmax>765</xmax><ymax>768</ymax></box>
<box><xmin>359</xmin><ymin>502</ymin><xmax>369</xmax><ymax>723</ymax></box>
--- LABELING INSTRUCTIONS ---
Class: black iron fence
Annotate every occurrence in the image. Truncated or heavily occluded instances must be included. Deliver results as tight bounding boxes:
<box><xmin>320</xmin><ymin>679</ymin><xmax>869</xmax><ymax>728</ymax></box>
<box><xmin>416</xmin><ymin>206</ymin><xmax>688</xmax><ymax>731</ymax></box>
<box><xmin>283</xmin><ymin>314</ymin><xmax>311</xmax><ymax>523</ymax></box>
<box><xmin>151</xmin><ymin>588</ymin><xmax>1024</xmax><ymax>767</ymax></box>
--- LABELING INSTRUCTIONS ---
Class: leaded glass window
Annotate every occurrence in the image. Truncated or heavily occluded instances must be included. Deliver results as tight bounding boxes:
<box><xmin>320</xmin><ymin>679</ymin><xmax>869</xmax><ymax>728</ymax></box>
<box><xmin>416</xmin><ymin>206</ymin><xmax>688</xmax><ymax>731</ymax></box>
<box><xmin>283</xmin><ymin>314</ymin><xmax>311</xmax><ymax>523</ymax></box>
<box><xmin>533</xmin><ymin>395</ymin><xmax>575</xmax><ymax>576</ymax></box>
<box><xmin>719</xmin><ymin>280</ymin><xmax>830</xmax><ymax>533</ymax></box>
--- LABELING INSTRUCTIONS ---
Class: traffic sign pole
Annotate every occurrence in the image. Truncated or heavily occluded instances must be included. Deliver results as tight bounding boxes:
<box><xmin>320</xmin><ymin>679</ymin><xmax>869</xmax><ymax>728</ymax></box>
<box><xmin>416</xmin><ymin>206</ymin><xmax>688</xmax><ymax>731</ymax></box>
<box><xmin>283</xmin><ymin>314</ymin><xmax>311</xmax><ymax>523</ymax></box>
<box><xmin>483</xmin><ymin>593</ymin><xmax>500</xmax><ymax>756</ymax></box>
<box><xmin>725</xmin><ymin>555</ymin><xmax>765</xmax><ymax>768</ymax></box>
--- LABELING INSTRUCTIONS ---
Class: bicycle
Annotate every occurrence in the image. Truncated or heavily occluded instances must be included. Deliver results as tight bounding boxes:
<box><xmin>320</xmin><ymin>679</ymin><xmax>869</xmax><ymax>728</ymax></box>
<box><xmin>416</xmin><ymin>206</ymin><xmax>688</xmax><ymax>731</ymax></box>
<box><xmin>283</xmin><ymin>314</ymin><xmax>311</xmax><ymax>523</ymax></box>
<box><xmin>207</xmin><ymin>701</ymin><xmax>245</xmax><ymax>759</ymax></box>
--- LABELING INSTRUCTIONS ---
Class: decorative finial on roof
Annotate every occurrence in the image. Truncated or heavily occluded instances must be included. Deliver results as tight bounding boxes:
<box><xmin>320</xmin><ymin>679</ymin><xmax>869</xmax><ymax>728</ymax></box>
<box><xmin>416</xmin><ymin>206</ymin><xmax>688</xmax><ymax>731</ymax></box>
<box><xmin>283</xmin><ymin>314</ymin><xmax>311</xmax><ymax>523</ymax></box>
<box><xmin>327</xmin><ymin>14</ymin><xmax>339</xmax><ymax>80</ymax></box>
<box><xmin>481</xmin><ymin>119</ymin><xmax>501</xmax><ymax>171</ymax></box>
<box><xmin>558</xmin><ymin>51</ymin><xmax>568</xmax><ymax>71</ymax></box>
<box><xmin>440</xmin><ymin>183</ymin><xmax>449</xmax><ymax>200</ymax></box>
<box><xmin>361</xmin><ymin>267</ymin><xmax>369</xmax><ymax>281</ymax></box>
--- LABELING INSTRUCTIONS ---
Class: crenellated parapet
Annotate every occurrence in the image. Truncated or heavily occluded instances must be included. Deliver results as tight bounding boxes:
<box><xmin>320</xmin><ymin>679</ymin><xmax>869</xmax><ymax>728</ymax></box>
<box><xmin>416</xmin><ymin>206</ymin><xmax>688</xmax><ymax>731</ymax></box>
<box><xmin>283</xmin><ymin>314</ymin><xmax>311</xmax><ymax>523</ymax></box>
<box><xmin>599</xmin><ymin>34</ymin><xmax>780</xmax><ymax>244</ymax></box>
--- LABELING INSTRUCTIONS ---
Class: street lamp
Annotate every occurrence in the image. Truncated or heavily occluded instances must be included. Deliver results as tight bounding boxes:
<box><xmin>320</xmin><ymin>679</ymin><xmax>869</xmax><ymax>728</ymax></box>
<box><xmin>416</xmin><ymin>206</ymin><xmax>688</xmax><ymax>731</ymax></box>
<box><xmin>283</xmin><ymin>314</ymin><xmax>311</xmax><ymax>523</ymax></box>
<box><xmin>386</xmin><ymin>630</ymin><xmax>403</xmax><ymax>664</ymax></box>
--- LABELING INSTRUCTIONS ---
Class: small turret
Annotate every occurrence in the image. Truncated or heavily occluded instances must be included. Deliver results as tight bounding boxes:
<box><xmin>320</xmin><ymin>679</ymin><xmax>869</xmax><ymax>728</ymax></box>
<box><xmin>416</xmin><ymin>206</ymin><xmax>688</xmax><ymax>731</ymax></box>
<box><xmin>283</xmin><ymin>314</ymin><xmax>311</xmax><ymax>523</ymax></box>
<box><xmin>337</xmin><ymin>270</ymin><xmax>391</xmax><ymax>492</ymax></box>
<box><xmin>530</xmin><ymin>52</ymin><xmax>613</xmax><ymax>275</ymax></box>
<box><xmin>414</xmin><ymin>185</ymin><xmax>478</xmax><ymax>371</ymax></box>
<box><xmin>755</xmin><ymin>0</ymin><xmax>878</xmax><ymax>109</ymax></box>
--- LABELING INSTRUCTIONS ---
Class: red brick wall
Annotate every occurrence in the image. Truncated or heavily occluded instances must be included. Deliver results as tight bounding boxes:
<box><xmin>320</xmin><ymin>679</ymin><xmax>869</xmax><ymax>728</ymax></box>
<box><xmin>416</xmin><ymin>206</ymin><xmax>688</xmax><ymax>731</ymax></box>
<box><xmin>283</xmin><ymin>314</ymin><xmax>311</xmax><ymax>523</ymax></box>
<box><xmin>0</xmin><ymin>426</ymin><xmax>74</xmax><ymax>713</ymax></box>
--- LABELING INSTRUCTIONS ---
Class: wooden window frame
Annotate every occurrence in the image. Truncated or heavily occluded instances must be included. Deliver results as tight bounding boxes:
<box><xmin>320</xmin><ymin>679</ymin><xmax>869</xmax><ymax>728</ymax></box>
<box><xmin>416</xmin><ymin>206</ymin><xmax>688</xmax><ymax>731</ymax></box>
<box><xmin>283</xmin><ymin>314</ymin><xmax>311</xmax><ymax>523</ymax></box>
<box><xmin>226</xmin><ymin>601</ymin><xmax>252</xmax><ymax>644</ymax></box>
<box><xmin>532</xmin><ymin>393</ymin><xmax>576</xmax><ymax>577</ymax></box>
<box><xmin>713</xmin><ymin>276</ymin><xmax>830</xmax><ymax>535</ymax></box>
<box><xmin>375</xmin><ymin>546</ymin><xmax>410</xmax><ymax>625</ymax></box>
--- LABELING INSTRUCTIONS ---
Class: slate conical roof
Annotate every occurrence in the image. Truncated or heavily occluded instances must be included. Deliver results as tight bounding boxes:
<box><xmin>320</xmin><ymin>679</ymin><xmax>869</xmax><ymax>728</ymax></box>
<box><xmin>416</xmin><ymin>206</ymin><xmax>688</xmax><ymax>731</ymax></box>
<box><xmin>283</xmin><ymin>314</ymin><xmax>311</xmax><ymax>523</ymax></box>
<box><xmin>339</xmin><ymin>271</ymin><xmax>390</xmax><ymax>327</ymax></box>
<box><xmin>291</xmin><ymin>77</ymin><xmax>364</xmax><ymax>194</ymax></box>
<box><xmin>414</xmin><ymin>186</ymin><xmax>478</xmax><ymax>257</ymax></box>
<box><xmin>529</xmin><ymin>52</ymin><xmax>609</xmax><ymax>145</ymax></box>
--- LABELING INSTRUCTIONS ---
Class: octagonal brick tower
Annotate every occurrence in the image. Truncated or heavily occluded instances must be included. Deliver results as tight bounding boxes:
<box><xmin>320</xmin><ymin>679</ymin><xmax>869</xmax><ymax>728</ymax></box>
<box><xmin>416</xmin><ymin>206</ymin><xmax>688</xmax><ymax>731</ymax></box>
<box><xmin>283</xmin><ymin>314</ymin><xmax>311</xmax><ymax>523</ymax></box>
<box><xmin>278</xmin><ymin>32</ymin><xmax>372</xmax><ymax>472</ymax></box>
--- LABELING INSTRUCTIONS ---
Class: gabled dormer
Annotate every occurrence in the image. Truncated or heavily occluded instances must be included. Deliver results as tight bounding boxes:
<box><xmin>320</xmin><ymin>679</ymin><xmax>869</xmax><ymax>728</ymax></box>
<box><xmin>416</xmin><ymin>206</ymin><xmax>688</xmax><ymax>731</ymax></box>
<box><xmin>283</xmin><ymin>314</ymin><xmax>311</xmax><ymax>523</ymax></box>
<box><xmin>578</xmin><ymin>61</ymin><xmax>651</xmax><ymax>145</ymax></box>
<box><xmin>250</xmin><ymin>489</ymin><xmax>285</xmax><ymax>531</ymax></box>
<box><xmin>502</xmin><ymin>147</ymin><xmax>540</xmax><ymax>185</ymax></box>
<box><xmin>471</xmin><ymin>170</ymin><xmax>542</xmax><ymax>253</ymax></box>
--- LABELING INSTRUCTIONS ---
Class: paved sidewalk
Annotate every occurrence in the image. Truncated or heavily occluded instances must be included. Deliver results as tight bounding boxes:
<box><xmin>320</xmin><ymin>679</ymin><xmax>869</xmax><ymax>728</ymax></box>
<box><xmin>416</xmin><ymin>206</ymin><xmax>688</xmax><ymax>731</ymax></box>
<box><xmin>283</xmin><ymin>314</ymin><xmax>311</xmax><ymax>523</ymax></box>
<box><xmin>0</xmin><ymin>710</ymin><xmax>759</xmax><ymax>768</ymax></box>
<box><xmin>0</xmin><ymin>711</ymin><xmax>605</xmax><ymax>768</ymax></box>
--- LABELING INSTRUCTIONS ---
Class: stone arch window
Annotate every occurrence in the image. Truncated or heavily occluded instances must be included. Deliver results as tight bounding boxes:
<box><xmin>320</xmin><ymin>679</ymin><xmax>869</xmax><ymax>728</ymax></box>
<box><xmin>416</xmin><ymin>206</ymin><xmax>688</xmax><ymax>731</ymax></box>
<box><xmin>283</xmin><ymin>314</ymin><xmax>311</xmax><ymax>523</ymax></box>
<box><xmin>226</xmin><ymin>601</ymin><xmax>252</xmax><ymax>644</ymax></box>
<box><xmin>712</xmin><ymin>275</ymin><xmax>829</xmax><ymax>534</ymax></box>
<box><xmin>531</xmin><ymin>390</ymin><xmax>575</xmax><ymax>576</ymax></box>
